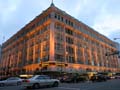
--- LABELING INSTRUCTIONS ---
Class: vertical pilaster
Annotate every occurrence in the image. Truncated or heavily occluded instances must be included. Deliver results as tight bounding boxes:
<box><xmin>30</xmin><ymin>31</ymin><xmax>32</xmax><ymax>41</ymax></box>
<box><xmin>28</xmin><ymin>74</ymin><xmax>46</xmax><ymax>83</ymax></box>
<box><xmin>49</xmin><ymin>21</ymin><xmax>55</xmax><ymax>61</ymax></box>
<box><xmin>82</xmin><ymin>48</ymin><xmax>85</xmax><ymax>64</ymax></box>
<box><xmin>74</xmin><ymin>46</ymin><xmax>77</xmax><ymax>63</ymax></box>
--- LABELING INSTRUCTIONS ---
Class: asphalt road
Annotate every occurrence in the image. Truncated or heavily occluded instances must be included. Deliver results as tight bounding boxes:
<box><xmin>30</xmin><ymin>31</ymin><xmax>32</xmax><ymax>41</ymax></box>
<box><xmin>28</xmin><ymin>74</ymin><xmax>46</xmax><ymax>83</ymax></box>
<box><xmin>0</xmin><ymin>79</ymin><xmax>120</xmax><ymax>90</ymax></box>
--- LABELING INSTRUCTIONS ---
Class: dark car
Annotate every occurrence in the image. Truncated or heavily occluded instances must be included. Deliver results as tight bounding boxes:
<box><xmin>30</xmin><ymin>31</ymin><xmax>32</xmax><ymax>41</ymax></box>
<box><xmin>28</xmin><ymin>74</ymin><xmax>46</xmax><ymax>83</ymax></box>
<box><xmin>60</xmin><ymin>75</ymin><xmax>77</xmax><ymax>83</ymax></box>
<box><xmin>90</xmin><ymin>75</ymin><xmax>107</xmax><ymax>82</ymax></box>
<box><xmin>60</xmin><ymin>75</ymin><xmax>87</xmax><ymax>83</ymax></box>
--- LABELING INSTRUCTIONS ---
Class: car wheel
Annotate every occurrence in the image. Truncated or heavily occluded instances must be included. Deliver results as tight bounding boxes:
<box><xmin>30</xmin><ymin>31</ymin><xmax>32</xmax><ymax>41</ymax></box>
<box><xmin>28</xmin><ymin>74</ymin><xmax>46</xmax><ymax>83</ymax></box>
<box><xmin>0</xmin><ymin>83</ymin><xmax>5</xmax><ymax>87</ymax></box>
<box><xmin>53</xmin><ymin>82</ymin><xmax>59</xmax><ymax>87</ymax></box>
<box><xmin>17</xmin><ymin>82</ymin><xmax>21</xmax><ymax>85</ymax></box>
<box><xmin>33</xmin><ymin>83</ymin><xmax>40</xmax><ymax>89</ymax></box>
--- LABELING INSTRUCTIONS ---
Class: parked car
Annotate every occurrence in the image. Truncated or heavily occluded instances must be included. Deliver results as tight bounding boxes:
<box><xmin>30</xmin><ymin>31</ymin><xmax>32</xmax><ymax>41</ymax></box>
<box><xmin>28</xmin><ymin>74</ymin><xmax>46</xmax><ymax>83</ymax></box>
<box><xmin>115</xmin><ymin>75</ymin><xmax>120</xmax><ymax>79</ymax></box>
<box><xmin>0</xmin><ymin>77</ymin><xmax>22</xmax><ymax>87</ymax></box>
<box><xmin>22</xmin><ymin>75</ymin><xmax>60</xmax><ymax>89</ymax></box>
<box><xmin>60</xmin><ymin>75</ymin><xmax>88</xmax><ymax>83</ymax></box>
<box><xmin>90</xmin><ymin>75</ymin><xmax>107</xmax><ymax>82</ymax></box>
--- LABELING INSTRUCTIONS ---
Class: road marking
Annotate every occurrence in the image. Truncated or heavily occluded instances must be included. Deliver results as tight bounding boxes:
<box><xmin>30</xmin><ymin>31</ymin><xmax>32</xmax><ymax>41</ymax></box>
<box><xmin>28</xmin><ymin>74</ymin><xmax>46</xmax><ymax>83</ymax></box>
<box><xmin>58</xmin><ymin>87</ymin><xmax>81</xmax><ymax>90</ymax></box>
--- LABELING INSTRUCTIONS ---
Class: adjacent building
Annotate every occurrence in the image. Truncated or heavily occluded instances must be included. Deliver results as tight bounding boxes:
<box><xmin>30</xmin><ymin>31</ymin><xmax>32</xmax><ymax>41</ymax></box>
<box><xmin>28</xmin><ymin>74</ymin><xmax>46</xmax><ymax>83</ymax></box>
<box><xmin>0</xmin><ymin>45</ymin><xmax>1</xmax><ymax>62</ymax></box>
<box><xmin>114</xmin><ymin>42</ymin><xmax>120</xmax><ymax>68</ymax></box>
<box><xmin>0</xmin><ymin>45</ymin><xmax>1</xmax><ymax>57</ymax></box>
<box><xmin>0</xmin><ymin>45</ymin><xmax>2</xmax><ymax>79</ymax></box>
<box><xmin>0</xmin><ymin>4</ymin><xmax>120</xmax><ymax>78</ymax></box>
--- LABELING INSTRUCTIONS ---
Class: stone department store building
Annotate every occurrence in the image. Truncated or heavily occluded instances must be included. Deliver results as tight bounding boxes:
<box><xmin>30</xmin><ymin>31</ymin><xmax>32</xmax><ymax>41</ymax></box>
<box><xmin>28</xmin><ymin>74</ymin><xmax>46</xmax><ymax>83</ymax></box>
<box><xmin>0</xmin><ymin>3</ymin><xmax>120</xmax><ymax>78</ymax></box>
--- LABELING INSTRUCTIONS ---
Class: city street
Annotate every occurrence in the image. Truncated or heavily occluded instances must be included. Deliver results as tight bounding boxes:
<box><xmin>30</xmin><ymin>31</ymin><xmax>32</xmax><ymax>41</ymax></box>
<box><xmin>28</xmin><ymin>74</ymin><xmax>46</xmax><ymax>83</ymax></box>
<box><xmin>0</xmin><ymin>79</ymin><xmax>120</xmax><ymax>90</ymax></box>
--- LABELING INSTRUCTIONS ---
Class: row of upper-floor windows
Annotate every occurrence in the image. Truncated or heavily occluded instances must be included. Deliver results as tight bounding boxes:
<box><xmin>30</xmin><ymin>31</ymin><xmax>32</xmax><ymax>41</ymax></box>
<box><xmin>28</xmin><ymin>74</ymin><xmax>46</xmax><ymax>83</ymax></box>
<box><xmin>1</xmin><ymin>55</ymin><xmax>50</xmax><ymax>67</ymax></box>
<box><xmin>28</xmin><ymin>44</ymin><xmax>49</xmax><ymax>56</ymax></box>
<box><xmin>54</xmin><ymin>54</ymin><xmax>117</xmax><ymax>67</ymax></box>
<box><xmin>54</xmin><ymin>23</ymin><xmax>115</xmax><ymax>52</ymax></box>
<box><xmin>33</xmin><ymin>24</ymin><xmax>50</xmax><ymax>37</ymax></box>
<box><xmin>54</xmin><ymin>23</ymin><xmax>98</xmax><ymax>45</ymax></box>
<box><xmin>54</xmin><ymin>13</ymin><xmax>73</xmax><ymax>27</ymax></box>
<box><xmin>54</xmin><ymin>53</ymin><xmax>116</xmax><ymax>67</ymax></box>
<box><xmin>2</xmin><ymin>42</ymin><xmax>114</xmax><ymax>60</ymax></box>
<box><xmin>3</xmin><ymin>14</ymin><xmax>51</xmax><ymax>49</ymax></box>
<box><xmin>55</xmin><ymin>53</ymin><xmax>75</xmax><ymax>63</ymax></box>
<box><xmin>2</xmin><ymin>29</ymin><xmax>50</xmax><ymax>54</ymax></box>
<box><xmin>27</xmin><ymin>54</ymin><xmax>49</xmax><ymax>65</ymax></box>
<box><xmin>55</xmin><ymin>43</ymin><xmax>117</xmax><ymax>60</ymax></box>
<box><xmin>55</xmin><ymin>34</ymin><xmax>112</xmax><ymax>53</ymax></box>
<box><xmin>28</xmin><ymin>35</ymin><xmax>50</xmax><ymax>47</ymax></box>
<box><xmin>2</xmin><ymin>41</ymin><xmax>107</xmax><ymax>58</ymax></box>
<box><xmin>1</xmin><ymin>52</ymin><xmax>118</xmax><ymax>68</ymax></box>
<box><xmin>55</xmin><ymin>23</ymin><xmax>73</xmax><ymax>36</ymax></box>
<box><xmin>2</xmin><ymin>41</ymin><xmax>50</xmax><ymax>59</ymax></box>
<box><xmin>54</xmin><ymin>12</ymin><xmax>115</xmax><ymax>47</ymax></box>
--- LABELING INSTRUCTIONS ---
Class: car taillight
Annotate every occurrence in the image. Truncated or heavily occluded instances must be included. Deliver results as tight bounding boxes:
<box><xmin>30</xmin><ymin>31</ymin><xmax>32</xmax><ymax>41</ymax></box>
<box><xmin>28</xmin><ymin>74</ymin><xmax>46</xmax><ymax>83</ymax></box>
<box><xmin>22</xmin><ymin>79</ymin><xmax>30</xmax><ymax>83</ymax></box>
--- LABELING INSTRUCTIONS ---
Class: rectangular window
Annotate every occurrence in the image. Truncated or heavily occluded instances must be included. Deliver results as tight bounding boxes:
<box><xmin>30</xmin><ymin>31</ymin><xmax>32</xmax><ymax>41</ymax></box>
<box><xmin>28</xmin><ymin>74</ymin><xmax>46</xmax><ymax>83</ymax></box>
<box><xmin>55</xmin><ymin>43</ymin><xmax>63</xmax><ymax>51</ymax></box>
<box><xmin>55</xmin><ymin>23</ymin><xmax>63</xmax><ymax>32</ymax></box>
<box><xmin>55</xmin><ymin>54</ymin><xmax>64</xmax><ymax>62</ymax></box>
<box><xmin>65</xmin><ymin>28</ymin><xmax>73</xmax><ymax>35</ymax></box>
<box><xmin>77</xmin><ymin>58</ymin><xmax>82</xmax><ymax>64</ymax></box>
<box><xmin>66</xmin><ymin>36</ymin><xmax>73</xmax><ymax>44</ymax></box>
<box><xmin>68</xmin><ymin>56</ymin><xmax>75</xmax><ymax>63</ymax></box>
<box><xmin>42</xmin><ymin>55</ymin><xmax>49</xmax><ymax>62</ymax></box>
<box><xmin>55</xmin><ymin>33</ymin><xmax>63</xmax><ymax>41</ymax></box>
<box><xmin>66</xmin><ymin>46</ymin><xmax>74</xmax><ymax>54</ymax></box>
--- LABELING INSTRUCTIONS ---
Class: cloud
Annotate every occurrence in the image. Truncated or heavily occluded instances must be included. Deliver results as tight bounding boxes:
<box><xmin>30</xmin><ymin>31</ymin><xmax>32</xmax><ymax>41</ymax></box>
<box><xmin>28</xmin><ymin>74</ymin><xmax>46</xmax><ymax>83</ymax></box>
<box><xmin>93</xmin><ymin>15</ymin><xmax>120</xmax><ymax>36</ymax></box>
<box><xmin>0</xmin><ymin>0</ymin><xmax>22</xmax><ymax>44</ymax></box>
<box><xmin>0</xmin><ymin>0</ymin><xmax>21</xmax><ymax>24</ymax></box>
<box><xmin>92</xmin><ymin>5</ymin><xmax>120</xmax><ymax>40</ymax></box>
<box><xmin>70</xmin><ymin>0</ymin><xmax>106</xmax><ymax>26</ymax></box>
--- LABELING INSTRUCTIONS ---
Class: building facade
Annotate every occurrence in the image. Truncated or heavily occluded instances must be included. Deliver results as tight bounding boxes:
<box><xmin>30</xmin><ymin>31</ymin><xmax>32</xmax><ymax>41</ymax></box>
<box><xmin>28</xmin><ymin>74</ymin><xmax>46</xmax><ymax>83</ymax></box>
<box><xmin>0</xmin><ymin>4</ymin><xmax>120</xmax><ymax>78</ymax></box>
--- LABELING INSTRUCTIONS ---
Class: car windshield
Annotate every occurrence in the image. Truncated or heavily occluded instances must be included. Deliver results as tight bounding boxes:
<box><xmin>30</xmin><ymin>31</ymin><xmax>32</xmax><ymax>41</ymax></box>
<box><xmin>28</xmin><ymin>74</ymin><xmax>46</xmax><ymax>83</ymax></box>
<box><xmin>30</xmin><ymin>75</ymin><xmax>50</xmax><ymax>80</ymax></box>
<box><xmin>7</xmin><ymin>77</ymin><xmax>20</xmax><ymax>80</ymax></box>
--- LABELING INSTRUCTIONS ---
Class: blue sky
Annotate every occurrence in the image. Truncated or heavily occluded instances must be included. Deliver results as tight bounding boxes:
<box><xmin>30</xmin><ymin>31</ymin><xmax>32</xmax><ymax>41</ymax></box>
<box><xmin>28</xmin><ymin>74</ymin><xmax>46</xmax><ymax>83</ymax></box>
<box><xmin>0</xmin><ymin>0</ymin><xmax>120</xmax><ymax>44</ymax></box>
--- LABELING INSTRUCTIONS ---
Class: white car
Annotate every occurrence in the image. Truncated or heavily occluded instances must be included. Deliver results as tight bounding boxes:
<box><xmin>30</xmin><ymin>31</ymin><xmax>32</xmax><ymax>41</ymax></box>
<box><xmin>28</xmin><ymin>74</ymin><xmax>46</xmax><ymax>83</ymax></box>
<box><xmin>0</xmin><ymin>77</ymin><xmax>22</xmax><ymax>87</ymax></box>
<box><xmin>22</xmin><ymin>75</ymin><xmax>60</xmax><ymax>89</ymax></box>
